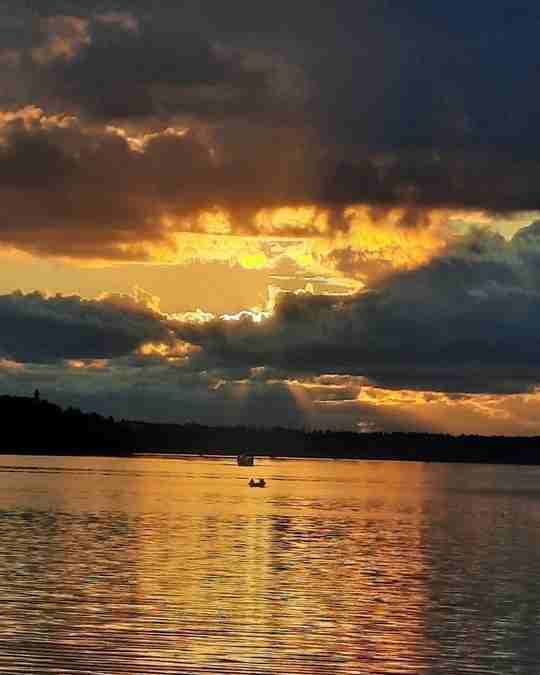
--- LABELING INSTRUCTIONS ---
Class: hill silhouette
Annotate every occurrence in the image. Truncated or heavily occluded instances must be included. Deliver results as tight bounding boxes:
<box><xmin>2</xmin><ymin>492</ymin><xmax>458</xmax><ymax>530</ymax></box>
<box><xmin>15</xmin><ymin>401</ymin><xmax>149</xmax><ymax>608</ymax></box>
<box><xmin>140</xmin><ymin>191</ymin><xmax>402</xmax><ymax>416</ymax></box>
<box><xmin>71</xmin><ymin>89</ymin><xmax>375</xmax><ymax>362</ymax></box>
<box><xmin>1</xmin><ymin>394</ymin><xmax>540</xmax><ymax>464</ymax></box>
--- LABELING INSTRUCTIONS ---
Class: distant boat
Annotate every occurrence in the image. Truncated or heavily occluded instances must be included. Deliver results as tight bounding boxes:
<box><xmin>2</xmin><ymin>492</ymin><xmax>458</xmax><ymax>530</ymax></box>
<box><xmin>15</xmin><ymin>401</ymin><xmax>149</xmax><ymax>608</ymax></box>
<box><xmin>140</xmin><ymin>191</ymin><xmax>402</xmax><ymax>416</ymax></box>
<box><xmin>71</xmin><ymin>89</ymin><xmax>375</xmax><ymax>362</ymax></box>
<box><xmin>237</xmin><ymin>453</ymin><xmax>254</xmax><ymax>466</ymax></box>
<box><xmin>249</xmin><ymin>478</ymin><xmax>266</xmax><ymax>488</ymax></box>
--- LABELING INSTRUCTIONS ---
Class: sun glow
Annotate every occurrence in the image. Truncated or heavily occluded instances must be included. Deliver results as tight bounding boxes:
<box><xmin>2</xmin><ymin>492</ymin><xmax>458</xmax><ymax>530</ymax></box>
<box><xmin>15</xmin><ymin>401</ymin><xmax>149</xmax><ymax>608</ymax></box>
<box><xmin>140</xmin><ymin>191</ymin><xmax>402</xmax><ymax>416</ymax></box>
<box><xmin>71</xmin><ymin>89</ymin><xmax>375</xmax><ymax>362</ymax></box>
<box><xmin>105</xmin><ymin>124</ymin><xmax>189</xmax><ymax>153</ymax></box>
<box><xmin>66</xmin><ymin>359</ymin><xmax>109</xmax><ymax>369</ymax></box>
<box><xmin>254</xmin><ymin>206</ymin><xmax>329</xmax><ymax>236</ymax></box>
<box><xmin>355</xmin><ymin>385</ymin><xmax>540</xmax><ymax>434</ymax></box>
<box><xmin>0</xmin><ymin>358</ymin><xmax>24</xmax><ymax>370</ymax></box>
<box><xmin>221</xmin><ymin>309</ymin><xmax>269</xmax><ymax>323</ymax></box>
<box><xmin>158</xmin><ymin>204</ymin><xmax>457</xmax><ymax>289</ymax></box>
<box><xmin>319</xmin><ymin>205</ymin><xmax>452</xmax><ymax>282</ymax></box>
<box><xmin>138</xmin><ymin>340</ymin><xmax>200</xmax><ymax>358</ymax></box>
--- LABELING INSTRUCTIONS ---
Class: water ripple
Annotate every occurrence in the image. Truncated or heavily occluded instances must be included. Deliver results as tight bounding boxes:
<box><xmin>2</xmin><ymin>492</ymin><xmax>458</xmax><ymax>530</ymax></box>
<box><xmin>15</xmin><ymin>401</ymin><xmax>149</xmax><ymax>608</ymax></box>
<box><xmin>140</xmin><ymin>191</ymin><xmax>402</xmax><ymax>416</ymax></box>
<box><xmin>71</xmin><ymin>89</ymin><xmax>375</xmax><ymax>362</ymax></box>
<box><xmin>0</xmin><ymin>456</ymin><xmax>539</xmax><ymax>673</ymax></box>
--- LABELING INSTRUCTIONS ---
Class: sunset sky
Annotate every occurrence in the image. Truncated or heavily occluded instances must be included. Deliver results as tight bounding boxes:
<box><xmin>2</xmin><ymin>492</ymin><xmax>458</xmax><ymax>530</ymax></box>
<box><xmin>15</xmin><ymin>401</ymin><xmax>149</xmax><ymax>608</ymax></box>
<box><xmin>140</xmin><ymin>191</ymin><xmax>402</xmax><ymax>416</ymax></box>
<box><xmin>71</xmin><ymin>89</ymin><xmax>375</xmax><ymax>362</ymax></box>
<box><xmin>2</xmin><ymin>1</ymin><xmax>540</xmax><ymax>433</ymax></box>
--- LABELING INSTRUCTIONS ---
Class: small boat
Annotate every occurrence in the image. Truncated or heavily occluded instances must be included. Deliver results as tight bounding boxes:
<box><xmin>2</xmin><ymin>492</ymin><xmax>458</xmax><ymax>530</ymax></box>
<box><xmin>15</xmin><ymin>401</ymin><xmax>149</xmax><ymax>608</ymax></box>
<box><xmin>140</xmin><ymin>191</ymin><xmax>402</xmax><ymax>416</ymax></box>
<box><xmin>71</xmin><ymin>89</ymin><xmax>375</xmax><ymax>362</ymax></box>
<box><xmin>237</xmin><ymin>453</ymin><xmax>254</xmax><ymax>466</ymax></box>
<box><xmin>249</xmin><ymin>478</ymin><xmax>266</xmax><ymax>488</ymax></box>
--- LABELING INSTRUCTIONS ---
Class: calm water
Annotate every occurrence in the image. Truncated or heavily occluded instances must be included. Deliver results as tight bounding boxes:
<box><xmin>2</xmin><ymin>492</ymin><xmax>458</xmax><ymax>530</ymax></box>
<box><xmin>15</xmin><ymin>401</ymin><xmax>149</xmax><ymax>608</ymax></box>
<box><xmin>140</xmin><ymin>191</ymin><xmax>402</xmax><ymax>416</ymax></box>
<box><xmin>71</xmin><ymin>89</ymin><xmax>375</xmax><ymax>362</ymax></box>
<box><xmin>0</xmin><ymin>455</ymin><xmax>539</xmax><ymax>674</ymax></box>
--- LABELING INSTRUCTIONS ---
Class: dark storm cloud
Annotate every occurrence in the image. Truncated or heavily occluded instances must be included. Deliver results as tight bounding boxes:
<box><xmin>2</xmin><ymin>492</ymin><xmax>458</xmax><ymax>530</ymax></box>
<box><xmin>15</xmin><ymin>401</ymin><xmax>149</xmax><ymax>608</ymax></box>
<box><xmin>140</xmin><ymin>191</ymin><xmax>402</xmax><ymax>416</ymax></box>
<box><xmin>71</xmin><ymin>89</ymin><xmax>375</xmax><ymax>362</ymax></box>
<box><xmin>0</xmin><ymin>111</ymin><xmax>323</xmax><ymax>258</ymax></box>
<box><xmin>0</xmin><ymin>290</ymin><xmax>170</xmax><ymax>362</ymax></box>
<box><xmin>322</xmin><ymin>153</ymin><xmax>540</xmax><ymax>212</ymax></box>
<box><xmin>23</xmin><ymin>11</ymin><xmax>308</xmax><ymax>122</ymax></box>
<box><xmin>8</xmin><ymin>1</ymin><xmax>540</xmax><ymax>150</ymax></box>
<box><xmin>0</xmin><ymin>0</ymin><xmax>539</xmax><ymax>223</ymax></box>
<box><xmin>1</xmin><ymin>109</ymin><xmax>537</xmax><ymax>262</ymax></box>
<box><xmin>174</xmin><ymin>222</ymin><xmax>540</xmax><ymax>394</ymax></box>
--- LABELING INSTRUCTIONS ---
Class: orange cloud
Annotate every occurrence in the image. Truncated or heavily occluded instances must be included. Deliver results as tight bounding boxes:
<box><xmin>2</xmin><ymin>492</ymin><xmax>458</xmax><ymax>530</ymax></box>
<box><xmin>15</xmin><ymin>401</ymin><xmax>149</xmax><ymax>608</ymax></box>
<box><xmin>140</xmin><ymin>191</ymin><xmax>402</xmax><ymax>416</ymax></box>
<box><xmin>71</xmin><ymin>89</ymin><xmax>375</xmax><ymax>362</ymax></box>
<box><xmin>2</xmin><ymin>107</ymin><xmax>536</xmax><ymax>301</ymax></box>
<box><xmin>356</xmin><ymin>385</ymin><xmax>540</xmax><ymax>435</ymax></box>
<box><xmin>66</xmin><ymin>359</ymin><xmax>109</xmax><ymax>370</ymax></box>
<box><xmin>31</xmin><ymin>16</ymin><xmax>90</xmax><ymax>64</ymax></box>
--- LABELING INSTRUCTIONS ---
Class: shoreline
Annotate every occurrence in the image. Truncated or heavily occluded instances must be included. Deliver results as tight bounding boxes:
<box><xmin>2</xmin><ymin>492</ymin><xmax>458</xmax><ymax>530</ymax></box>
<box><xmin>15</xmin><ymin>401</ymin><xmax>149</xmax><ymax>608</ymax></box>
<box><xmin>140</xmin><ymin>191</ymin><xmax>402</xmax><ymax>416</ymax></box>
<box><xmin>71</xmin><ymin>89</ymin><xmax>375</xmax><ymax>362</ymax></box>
<box><xmin>2</xmin><ymin>448</ymin><xmax>540</xmax><ymax>467</ymax></box>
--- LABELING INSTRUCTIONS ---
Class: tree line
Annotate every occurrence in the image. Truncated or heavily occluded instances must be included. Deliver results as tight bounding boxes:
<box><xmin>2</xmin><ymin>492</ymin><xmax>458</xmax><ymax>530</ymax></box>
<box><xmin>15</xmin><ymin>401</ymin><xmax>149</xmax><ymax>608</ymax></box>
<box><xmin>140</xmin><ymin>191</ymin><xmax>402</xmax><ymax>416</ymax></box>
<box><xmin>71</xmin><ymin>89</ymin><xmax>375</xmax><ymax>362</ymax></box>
<box><xmin>1</xmin><ymin>394</ymin><xmax>540</xmax><ymax>464</ymax></box>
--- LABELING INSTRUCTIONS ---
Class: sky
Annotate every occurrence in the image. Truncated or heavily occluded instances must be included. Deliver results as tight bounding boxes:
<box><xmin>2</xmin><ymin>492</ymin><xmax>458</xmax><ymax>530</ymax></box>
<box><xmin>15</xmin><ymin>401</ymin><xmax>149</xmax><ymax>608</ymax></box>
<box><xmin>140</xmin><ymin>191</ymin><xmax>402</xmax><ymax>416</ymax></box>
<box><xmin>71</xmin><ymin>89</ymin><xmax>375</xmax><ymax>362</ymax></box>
<box><xmin>2</xmin><ymin>1</ymin><xmax>540</xmax><ymax>434</ymax></box>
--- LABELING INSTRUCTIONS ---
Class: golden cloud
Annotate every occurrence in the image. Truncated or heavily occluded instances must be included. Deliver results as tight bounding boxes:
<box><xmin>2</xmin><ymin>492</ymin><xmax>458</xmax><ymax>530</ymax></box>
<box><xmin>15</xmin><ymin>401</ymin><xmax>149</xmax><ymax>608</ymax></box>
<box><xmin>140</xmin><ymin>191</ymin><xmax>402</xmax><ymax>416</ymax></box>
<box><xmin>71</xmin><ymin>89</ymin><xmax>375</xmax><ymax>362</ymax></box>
<box><xmin>1</xmin><ymin>107</ymin><xmax>534</xmax><ymax>296</ymax></box>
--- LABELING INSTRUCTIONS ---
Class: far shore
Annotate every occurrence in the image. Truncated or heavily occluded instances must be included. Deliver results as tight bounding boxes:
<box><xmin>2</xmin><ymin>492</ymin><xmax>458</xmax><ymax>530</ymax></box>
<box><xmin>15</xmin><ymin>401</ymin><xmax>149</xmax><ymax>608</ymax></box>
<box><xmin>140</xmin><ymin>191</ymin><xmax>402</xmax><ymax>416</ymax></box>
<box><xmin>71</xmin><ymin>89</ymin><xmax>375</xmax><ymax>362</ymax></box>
<box><xmin>2</xmin><ymin>394</ymin><xmax>540</xmax><ymax>466</ymax></box>
<box><xmin>2</xmin><ymin>445</ymin><xmax>540</xmax><ymax>467</ymax></box>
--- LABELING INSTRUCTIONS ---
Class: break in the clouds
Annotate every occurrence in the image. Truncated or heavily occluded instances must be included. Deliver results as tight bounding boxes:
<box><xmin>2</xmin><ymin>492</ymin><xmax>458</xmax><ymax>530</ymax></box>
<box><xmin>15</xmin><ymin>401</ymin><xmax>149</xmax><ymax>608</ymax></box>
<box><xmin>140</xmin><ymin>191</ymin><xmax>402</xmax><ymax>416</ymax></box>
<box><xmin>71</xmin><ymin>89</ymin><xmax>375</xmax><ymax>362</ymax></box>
<box><xmin>4</xmin><ymin>223</ymin><xmax>540</xmax><ymax>395</ymax></box>
<box><xmin>3</xmin><ymin>223</ymin><xmax>540</xmax><ymax>396</ymax></box>
<box><xmin>3</xmin><ymin>221</ymin><xmax>540</xmax><ymax>430</ymax></box>
<box><xmin>175</xmin><ymin>222</ymin><xmax>540</xmax><ymax>394</ymax></box>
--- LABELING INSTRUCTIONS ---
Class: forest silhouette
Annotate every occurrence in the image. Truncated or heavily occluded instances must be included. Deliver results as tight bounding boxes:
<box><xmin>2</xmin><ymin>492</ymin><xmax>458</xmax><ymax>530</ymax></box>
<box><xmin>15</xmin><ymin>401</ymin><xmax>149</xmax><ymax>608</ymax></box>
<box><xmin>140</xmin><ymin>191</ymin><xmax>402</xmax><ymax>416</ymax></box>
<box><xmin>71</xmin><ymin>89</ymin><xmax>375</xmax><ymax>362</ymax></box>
<box><xmin>1</xmin><ymin>394</ymin><xmax>540</xmax><ymax>464</ymax></box>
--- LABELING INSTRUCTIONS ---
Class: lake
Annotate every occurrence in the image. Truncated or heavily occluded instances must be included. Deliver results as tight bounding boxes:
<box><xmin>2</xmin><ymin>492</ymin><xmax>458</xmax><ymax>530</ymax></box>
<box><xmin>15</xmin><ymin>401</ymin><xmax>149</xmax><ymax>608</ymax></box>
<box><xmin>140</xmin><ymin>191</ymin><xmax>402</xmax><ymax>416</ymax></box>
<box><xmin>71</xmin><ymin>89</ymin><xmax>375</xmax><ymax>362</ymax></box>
<box><xmin>0</xmin><ymin>455</ymin><xmax>539</xmax><ymax>674</ymax></box>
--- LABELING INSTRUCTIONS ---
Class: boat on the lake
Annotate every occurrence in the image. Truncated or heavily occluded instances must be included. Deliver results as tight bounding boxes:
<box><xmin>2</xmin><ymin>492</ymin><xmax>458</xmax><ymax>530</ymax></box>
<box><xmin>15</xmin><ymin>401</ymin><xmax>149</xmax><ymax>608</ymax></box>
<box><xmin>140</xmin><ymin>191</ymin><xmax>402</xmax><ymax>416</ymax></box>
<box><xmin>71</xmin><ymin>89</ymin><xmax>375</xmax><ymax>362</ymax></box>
<box><xmin>237</xmin><ymin>453</ymin><xmax>254</xmax><ymax>466</ymax></box>
<box><xmin>249</xmin><ymin>478</ymin><xmax>266</xmax><ymax>488</ymax></box>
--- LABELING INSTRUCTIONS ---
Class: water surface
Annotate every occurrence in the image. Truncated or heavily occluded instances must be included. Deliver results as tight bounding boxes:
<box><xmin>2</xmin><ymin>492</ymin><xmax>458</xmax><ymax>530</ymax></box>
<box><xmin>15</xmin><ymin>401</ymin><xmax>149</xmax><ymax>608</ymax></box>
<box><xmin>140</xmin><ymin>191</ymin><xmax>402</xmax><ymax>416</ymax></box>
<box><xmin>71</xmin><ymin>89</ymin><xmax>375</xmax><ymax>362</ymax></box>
<box><xmin>0</xmin><ymin>455</ymin><xmax>539</xmax><ymax>674</ymax></box>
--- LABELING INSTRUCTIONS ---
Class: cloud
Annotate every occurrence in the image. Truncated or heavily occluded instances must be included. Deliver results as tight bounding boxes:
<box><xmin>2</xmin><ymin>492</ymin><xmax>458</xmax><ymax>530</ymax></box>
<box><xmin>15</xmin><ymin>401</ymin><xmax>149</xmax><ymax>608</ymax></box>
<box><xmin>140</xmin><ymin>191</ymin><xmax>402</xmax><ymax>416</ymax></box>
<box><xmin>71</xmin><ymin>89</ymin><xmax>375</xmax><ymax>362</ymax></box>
<box><xmin>26</xmin><ymin>14</ymin><xmax>308</xmax><ymax>123</ymax></box>
<box><xmin>173</xmin><ymin>222</ymin><xmax>540</xmax><ymax>394</ymax></box>
<box><xmin>2</xmin><ymin>4</ymin><xmax>540</xmax><ymax>268</ymax></box>
<box><xmin>3</xmin><ymin>264</ymin><xmax>540</xmax><ymax>430</ymax></box>
<box><xmin>4</xmin><ymin>355</ymin><xmax>540</xmax><ymax>433</ymax></box>
<box><xmin>2</xmin><ymin>220</ymin><xmax>539</xmax><ymax>394</ymax></box>
<box><xmin>0</xmin><ymin>357</ymin><xmax>308</xmax><ymax>427</ymax></box>
<box><xmin>0</xmin><ymin>289</ymin><xmax>172</xmax><ymax>362</ymax></box>
<box><xmin>3</xmin><ymin>216</ymin><xmax>540</xmax><ymax>397</ymax></box>
<box><xmin>0</xmin><ymin>2</ymin><xmax>539</xmax><ymax>232</ymax></box>
<box><xmin>3</xmin><ymin>1</ymin><xmax>540</xmax><ymax>433</ymax></box>
<box><xmin>0</xmin><ymin>108</ymin><xmax>325</xmax><ymax>260</ymax></box>
<box><xmin>321</xmin><ymin>153</ymin><xmax>540</xmax><ymax>213</ymax></box>
<box><xmin>0</xmin><ymin>107</ymin><xmax>470</xmax><ymax>278</ymax></box>
<box><xmin>31</xmin><ymin>16</ymin><xmax>90</xmax><ymax>65</ymax></box>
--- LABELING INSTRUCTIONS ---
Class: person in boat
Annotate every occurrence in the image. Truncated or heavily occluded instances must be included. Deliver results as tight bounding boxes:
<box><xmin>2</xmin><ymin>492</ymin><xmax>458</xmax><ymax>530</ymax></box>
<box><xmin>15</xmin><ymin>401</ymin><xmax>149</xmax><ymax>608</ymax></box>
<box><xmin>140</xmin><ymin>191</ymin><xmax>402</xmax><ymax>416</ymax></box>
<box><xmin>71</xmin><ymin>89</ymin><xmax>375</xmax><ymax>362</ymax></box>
<box><xmin>249</xmin><ymin>478</ymin><xmax>266</xmax><ymax>487</ymax></box>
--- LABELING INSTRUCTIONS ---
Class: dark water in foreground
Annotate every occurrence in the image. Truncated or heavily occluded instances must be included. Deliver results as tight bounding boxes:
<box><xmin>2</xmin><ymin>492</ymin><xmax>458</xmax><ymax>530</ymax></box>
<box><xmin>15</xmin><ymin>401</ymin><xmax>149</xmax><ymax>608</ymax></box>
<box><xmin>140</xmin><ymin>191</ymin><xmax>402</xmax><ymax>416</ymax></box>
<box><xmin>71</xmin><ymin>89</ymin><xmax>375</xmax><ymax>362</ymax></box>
<box><xmin>0</xmin><ymin>455</ymin><xmax>539</xmax><ymax>674</ymax></box>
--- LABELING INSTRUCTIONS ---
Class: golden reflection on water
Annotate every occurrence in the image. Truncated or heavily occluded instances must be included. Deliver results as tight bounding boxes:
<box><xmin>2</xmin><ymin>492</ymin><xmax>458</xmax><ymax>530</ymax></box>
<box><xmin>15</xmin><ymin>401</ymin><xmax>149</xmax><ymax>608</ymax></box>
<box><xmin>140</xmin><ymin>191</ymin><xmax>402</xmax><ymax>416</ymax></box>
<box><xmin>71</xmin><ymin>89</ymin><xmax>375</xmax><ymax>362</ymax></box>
<box><xmin>0</xmin><ymin>456</ymin><xmax>539</xmax><ymax>674</ymax></box>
